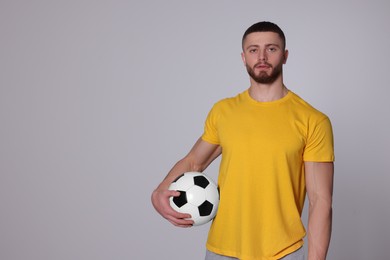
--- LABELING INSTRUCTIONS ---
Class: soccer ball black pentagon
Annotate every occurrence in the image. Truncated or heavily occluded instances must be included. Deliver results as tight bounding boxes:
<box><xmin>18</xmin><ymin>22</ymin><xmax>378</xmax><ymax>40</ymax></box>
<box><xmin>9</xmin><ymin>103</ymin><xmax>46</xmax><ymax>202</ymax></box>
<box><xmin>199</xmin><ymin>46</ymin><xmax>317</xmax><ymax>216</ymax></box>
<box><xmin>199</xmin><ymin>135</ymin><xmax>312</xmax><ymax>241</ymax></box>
<box><xmin>169</xmin><ymin>172</ymin><xmax>219</xmax><ymax>226</ymax></box>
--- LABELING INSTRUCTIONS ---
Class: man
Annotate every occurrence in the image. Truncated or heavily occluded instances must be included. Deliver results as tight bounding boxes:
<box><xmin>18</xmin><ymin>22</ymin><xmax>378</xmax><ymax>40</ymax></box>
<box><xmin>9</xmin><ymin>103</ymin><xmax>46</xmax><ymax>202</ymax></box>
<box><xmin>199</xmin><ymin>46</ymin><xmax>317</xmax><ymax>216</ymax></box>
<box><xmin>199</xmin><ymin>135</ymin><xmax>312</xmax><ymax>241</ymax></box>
<box><xmin>151</xmin><ymin>21</ymin><xmax>334</xmax><ymax>260</ymax></box>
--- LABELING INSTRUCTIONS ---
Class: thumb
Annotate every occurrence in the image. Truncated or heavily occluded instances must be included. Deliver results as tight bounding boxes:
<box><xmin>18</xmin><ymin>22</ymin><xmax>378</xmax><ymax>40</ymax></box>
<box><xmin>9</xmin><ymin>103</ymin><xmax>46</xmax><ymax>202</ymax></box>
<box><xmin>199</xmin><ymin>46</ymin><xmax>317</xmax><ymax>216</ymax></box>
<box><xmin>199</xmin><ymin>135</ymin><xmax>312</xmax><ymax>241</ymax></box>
<box><xmin>164</xmin><ymin>189</ymin><xmax>181</xmax><ymax>198</ymax></box>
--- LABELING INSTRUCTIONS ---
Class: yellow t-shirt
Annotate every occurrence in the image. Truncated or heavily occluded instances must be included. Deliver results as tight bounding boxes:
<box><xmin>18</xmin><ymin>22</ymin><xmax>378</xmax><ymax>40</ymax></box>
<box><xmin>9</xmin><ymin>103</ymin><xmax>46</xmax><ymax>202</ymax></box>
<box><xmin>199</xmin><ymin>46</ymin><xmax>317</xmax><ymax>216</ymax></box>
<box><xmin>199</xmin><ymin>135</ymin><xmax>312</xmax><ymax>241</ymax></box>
<box><xmin>202</xmin><ymin>90</ymin><xmax>334</xmax><ymax>260</ymax></box>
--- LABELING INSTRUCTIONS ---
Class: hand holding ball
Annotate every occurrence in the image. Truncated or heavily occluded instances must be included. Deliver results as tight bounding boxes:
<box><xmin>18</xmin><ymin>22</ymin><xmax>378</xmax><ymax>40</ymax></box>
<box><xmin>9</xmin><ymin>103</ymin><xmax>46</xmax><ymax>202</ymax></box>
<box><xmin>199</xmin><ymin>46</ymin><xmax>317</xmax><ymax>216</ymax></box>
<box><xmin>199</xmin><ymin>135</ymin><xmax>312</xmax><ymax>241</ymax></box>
<box><xmin>169</xmin><ymin>172</ymin><xmax>220</xmax><ymax>226</ymax></box>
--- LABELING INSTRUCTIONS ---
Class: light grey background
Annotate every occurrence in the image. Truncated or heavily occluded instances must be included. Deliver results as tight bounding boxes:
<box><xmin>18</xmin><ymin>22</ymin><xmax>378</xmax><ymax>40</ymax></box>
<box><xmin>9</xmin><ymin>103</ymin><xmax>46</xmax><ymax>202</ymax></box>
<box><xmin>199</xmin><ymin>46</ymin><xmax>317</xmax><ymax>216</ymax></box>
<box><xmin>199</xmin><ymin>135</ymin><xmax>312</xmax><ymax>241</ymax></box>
<box><xmin>1</xmin><ymin>1</ymin><xmax>389</xmax><ymax>259</ymax></box>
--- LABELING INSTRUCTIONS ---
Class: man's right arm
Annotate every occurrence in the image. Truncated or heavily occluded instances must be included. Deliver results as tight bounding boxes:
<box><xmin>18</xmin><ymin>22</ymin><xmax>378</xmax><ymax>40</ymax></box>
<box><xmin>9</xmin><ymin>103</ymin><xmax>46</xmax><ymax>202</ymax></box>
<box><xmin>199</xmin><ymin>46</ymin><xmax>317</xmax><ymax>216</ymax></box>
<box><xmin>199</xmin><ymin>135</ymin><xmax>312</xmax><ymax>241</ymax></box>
<box><xmin>151</xmin><ymin>137</ymin><xmax>221</xmax><ymax>227</ymax></box>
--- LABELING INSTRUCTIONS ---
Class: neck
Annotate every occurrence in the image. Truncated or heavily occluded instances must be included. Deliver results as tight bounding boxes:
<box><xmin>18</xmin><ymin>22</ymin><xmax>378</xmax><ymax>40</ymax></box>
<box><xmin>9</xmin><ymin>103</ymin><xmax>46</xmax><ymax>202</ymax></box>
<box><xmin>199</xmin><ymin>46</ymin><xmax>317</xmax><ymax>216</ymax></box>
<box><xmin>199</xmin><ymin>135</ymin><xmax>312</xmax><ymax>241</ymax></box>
<box><xmin>248</xmin><ymin>79</ymin><xmax>288</xmax><ymax>102</ymax></box>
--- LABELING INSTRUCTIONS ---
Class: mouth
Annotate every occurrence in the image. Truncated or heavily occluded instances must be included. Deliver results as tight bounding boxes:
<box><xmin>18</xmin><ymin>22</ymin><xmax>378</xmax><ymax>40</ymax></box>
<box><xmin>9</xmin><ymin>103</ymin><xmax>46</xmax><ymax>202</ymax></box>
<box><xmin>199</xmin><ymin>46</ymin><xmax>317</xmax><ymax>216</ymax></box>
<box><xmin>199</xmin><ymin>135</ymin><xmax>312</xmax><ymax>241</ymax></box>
<box><xmin>254</xmin><ymin>63</ymin><xmax>271</xmax><ymax>70</ymax></box>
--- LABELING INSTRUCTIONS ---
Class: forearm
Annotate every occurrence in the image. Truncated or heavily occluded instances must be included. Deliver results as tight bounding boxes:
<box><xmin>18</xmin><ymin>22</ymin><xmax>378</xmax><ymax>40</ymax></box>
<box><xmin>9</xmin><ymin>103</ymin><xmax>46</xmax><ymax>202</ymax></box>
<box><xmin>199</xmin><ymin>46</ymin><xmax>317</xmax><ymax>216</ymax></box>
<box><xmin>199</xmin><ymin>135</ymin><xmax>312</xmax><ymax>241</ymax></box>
<box><xmin>307</xmin><ymin>201</ymin><xmax>332</xmax><ymax>260</ymax></box>
<box><xmin>305</xmin><ymin>161</ymin><xmax>334</xmax><ymax>260</ymax></box>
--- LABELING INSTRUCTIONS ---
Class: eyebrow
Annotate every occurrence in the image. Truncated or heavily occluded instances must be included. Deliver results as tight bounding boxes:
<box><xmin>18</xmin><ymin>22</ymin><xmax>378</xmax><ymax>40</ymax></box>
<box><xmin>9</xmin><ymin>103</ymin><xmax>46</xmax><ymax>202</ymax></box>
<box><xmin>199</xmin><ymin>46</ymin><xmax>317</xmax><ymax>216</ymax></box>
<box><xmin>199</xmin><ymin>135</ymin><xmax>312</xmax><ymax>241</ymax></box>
<box><xmin>245</xmin><ymin>43</ymin><xmax>281</xmax><ymax>50</ymax></box>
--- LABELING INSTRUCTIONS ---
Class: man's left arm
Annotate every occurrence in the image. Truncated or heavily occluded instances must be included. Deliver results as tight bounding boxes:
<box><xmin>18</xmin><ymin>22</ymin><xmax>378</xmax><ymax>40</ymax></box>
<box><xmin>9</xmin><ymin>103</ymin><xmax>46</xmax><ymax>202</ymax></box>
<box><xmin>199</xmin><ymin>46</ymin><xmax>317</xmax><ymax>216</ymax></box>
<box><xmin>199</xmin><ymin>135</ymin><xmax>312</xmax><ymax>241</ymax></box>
<box><xmin>305</xmin><ymin>161</ymin><xmax>334</xmax><ymax>260</ymax></box>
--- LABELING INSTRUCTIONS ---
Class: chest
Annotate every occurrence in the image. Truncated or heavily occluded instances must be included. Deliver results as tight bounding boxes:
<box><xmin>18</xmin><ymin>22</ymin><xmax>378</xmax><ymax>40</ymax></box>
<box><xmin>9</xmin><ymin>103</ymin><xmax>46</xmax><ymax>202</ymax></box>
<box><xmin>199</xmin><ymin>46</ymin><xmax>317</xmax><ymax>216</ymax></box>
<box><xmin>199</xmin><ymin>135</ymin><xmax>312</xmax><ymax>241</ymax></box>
<box><xmin>217</xmin><ymin>105</ymin><xmax>307</xmax><ymax>157</ymax></box>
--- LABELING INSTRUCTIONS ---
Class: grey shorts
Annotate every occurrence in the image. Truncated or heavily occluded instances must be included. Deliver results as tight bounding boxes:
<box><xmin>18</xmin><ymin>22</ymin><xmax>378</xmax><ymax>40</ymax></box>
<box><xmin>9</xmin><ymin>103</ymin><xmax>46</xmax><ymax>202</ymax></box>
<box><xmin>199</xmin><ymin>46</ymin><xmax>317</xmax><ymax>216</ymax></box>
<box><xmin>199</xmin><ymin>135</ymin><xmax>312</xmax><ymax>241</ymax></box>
<box><xmin>205</xmin><ymin>246</ymin><xmax>304</xmax><ymax>260</ymax></box>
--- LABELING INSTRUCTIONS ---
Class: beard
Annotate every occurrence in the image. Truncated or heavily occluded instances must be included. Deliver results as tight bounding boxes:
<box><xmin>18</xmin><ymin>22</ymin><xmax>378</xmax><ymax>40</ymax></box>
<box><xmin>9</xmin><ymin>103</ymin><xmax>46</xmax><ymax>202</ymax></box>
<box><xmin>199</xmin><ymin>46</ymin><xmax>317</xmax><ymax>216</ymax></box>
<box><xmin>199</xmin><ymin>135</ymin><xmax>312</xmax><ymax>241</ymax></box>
<box><xmin>246</xmin><ymin>62</ymin><xmax>283</xmax><ymax>84</ymax></box>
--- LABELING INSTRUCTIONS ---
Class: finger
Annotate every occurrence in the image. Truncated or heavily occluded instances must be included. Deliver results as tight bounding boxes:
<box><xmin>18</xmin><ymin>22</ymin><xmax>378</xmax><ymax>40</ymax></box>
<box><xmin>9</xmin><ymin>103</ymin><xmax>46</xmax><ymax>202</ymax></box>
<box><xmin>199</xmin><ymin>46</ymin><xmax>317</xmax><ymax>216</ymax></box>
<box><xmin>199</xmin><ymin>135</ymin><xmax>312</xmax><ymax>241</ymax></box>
<box><xmin>164</xmin><ymin>208</ymin><xmax>194</xmax><ymax>225</ymax></box>
<box><xmin>167</xmin><ymin>207</ymin><xmax>191</xmax><ymax>218</ymax></box>
<box><xmin>166</xmin><ymin>215</ymin><xmax>194</xmax><ymax>227</ymax></box>
<box><xmin>164</xmin><ymin>208</ymin><xmax>193</xmax><ymax>222</ymax></box>
<box><xmin>165</xmin><ymin>190</ymin><xmax>181</xmax><ymax>198</ymax></box>
<box><xmin>160</xmin><ymin>190</ymin><xmax>193</xmax><ymax>223</ymax></box>
<box><xmin>168</xmin><ymin>219</ymin><xmax>193</xmax><ymax>228</ymax></box>
<box><xmin>162</xmin><ymin>192</ymin><xmax>191</xmax><ymax>219</ymax></box>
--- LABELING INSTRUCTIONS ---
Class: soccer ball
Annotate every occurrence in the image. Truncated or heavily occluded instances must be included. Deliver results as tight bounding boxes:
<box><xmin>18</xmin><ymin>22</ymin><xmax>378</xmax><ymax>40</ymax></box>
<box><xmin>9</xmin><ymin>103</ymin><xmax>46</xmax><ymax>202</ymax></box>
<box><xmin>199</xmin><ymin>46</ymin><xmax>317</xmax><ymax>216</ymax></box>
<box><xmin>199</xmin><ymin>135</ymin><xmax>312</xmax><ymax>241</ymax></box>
<box><xmin>169</xmin><ymin>172</ymin><xmax>219</xmax><ymax>226</ymax></box>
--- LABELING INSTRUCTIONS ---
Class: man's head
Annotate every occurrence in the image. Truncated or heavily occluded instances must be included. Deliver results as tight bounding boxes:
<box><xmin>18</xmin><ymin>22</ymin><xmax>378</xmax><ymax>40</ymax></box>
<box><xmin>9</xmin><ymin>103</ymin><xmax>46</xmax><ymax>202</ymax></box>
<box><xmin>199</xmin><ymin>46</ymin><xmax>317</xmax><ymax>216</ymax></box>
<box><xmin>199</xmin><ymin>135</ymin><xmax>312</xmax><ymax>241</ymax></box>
<box><xmin>242</xmin><ymin>21</ymin><xmax>286</xmax><ymax>50</ymax></box>
<box><xmin>241</xmin><ymin>21</ymin><xmax>288</xmax><ymax>84</ymax></box>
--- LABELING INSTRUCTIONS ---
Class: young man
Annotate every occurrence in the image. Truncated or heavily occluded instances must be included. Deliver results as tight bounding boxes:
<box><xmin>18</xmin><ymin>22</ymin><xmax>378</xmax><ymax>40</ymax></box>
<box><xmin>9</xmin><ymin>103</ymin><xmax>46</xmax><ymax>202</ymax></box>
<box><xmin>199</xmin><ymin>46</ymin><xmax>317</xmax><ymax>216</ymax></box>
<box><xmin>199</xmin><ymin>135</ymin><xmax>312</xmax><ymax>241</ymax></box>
<box><xmin>151</xmin><ymin>21</ymin><xmax>334</xmax><ymax>260</ymax></box>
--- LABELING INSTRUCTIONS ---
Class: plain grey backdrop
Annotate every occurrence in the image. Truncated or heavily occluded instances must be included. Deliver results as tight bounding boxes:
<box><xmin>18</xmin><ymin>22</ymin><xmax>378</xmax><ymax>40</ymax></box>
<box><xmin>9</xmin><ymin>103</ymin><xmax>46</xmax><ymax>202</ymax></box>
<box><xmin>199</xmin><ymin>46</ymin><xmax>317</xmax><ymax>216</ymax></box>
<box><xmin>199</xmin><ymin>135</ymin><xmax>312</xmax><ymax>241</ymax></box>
<box><xmin>1</xmin><ymin>1</ymin><xmax>389</xmax><ymax>259</ymax></box>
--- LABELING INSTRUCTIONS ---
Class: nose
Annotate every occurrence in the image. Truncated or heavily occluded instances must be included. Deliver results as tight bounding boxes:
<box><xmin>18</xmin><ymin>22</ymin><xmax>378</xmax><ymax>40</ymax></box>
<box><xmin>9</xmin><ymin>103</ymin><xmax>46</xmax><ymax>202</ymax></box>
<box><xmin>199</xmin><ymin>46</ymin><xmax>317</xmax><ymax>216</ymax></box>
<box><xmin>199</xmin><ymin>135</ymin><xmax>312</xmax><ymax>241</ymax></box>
<box><xmin>258</xmin><ymin>49</ymin><xmax>267</xmax><ymax>61</ymax></box>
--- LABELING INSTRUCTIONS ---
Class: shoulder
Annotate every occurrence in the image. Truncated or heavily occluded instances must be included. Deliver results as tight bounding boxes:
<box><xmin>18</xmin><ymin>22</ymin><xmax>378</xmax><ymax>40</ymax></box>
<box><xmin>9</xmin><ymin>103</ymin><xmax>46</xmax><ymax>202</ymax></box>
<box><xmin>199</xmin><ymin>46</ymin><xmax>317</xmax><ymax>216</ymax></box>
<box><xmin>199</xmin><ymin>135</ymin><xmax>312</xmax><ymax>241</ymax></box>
<box><xmin>212</xmin><ymin>91</ymin><xmax>247</xmax><ymax>109</ymax></box>
<box><xmin>288</xmin><ymin>91</ymin><xmax>330</xmax><ymax>121</ymax></box>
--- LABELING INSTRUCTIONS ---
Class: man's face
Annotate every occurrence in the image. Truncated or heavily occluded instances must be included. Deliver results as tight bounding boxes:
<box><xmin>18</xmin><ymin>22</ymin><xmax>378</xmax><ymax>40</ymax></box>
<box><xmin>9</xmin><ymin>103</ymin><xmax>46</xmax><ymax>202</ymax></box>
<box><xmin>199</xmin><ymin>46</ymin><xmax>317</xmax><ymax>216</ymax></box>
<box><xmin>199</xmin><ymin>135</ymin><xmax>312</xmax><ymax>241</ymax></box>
<box><xmin>241</xmin><ymin>32</ymin><xmax>288</xmax><ymax>84</ymax></box>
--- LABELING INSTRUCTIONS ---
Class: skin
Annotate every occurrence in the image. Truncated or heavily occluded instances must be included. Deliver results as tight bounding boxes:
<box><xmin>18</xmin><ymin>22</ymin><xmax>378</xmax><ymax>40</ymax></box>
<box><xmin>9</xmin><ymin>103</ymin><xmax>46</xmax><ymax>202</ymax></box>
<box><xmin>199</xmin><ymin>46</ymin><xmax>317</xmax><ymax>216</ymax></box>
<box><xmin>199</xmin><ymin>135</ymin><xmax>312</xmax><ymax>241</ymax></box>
<box><xmin>151</xmin><ymin>31</ymin><xmax>334</xmax><ymax>259</ymax></box>
<box><xmin>241</xmin><ymin>31</ymin><xmax>288</xmax><ymax>101</ymax></box>
<box><xmin>305</xmin><ymin>161</ymin><xmax>334</xmax><ymax>260</ymax></box>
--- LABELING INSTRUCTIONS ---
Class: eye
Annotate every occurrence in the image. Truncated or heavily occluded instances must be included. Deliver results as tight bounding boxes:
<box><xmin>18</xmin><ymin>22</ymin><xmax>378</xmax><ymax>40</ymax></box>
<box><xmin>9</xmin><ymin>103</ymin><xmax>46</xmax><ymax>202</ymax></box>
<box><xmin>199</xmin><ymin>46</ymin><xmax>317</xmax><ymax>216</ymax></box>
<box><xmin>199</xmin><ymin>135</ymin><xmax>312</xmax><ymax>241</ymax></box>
<box><xmin>249</xmin><ymin>48</ymin><xmax>258</xmax><ymax>53</ymax></box>
<box><xmin>267</xmin><ymin>47</ymin><xmax>277</xmax><ymax>52</ymax></box>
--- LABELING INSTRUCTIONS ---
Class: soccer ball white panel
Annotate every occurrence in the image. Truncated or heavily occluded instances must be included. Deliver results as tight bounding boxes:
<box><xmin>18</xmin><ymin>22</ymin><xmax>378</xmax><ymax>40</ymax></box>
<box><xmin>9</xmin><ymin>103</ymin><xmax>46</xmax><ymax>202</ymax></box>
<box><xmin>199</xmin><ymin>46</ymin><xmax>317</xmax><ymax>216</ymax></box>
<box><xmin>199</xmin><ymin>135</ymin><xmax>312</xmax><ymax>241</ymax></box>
<box><xmin>186</xmin><ymin>186</ymin><xmax>206</xmax><ymax>206</ymax></box>
<box><xmin>169</xmin><ymin>173</ymin><xmax>195</xmax><ymax>191</ymax></box>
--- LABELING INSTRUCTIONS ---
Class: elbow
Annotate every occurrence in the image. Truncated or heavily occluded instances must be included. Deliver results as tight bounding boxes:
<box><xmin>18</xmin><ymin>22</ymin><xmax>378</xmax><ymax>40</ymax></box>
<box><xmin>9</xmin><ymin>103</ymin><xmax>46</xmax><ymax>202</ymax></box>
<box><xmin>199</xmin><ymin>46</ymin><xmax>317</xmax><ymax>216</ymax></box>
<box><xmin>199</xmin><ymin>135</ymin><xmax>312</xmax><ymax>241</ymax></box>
<box><xmin>175</xmin><ymin>157</ymin><xmax>205</xmax><ymax>173</ymax></box>
<box><xmin>189</xmin><ymin>161</ymin><xmax>206</xmax><ymax>173</ymax></box>
<box><xmin>308</xmin><ymin>193</ymin><xmax>333</xmax><ymax>214</ymax></box>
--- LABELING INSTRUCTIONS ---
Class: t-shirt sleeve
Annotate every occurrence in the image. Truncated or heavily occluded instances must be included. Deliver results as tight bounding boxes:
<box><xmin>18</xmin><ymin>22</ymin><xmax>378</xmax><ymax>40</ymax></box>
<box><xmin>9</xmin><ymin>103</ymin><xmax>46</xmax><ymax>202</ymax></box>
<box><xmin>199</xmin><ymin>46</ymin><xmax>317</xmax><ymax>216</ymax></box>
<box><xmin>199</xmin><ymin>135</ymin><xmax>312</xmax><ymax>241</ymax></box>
<box><xmin>201</xmin><ymin>104</ymin><xmax>220</xmax><ymax>145</ymax></box>
<box><xmin>303</xmin><ymin>116</ymin><xmax>335</xmax><ymax>162</ymax></box>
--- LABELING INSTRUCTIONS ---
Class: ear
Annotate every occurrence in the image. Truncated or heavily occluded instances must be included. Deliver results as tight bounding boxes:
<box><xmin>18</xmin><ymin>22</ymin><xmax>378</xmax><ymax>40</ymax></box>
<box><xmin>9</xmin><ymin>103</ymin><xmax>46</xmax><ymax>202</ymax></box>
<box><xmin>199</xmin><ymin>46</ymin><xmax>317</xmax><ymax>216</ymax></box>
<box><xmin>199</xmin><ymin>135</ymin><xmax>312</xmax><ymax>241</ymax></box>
<box><xmin>241</xmin><ymin>52</ymin><xmax>246</xmax><ymax>66</ymax></box>
<box><xmin>283</xmin><ymin>49</ymin><xmax>289</xmax><ymax>64</ymax></box>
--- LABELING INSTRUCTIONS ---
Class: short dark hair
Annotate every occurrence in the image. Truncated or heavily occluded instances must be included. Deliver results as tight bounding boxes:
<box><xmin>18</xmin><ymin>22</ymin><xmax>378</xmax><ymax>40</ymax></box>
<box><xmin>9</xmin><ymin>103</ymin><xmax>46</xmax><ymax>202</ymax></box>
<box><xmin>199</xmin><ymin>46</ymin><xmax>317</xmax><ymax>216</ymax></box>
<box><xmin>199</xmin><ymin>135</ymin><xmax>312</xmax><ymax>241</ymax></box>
<box><xmin>242</xmin><ymin>21</ymin><xmax>286</xmax><ymax>49</ymax></box>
